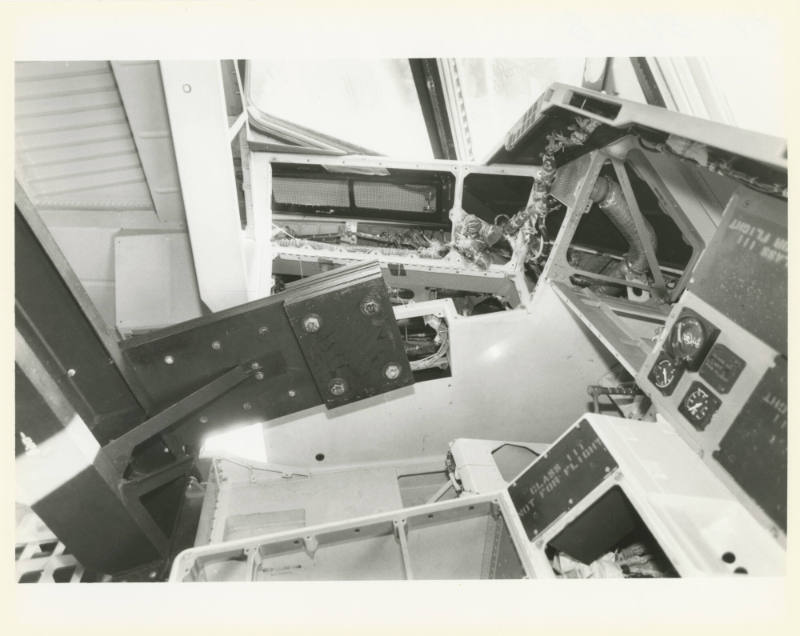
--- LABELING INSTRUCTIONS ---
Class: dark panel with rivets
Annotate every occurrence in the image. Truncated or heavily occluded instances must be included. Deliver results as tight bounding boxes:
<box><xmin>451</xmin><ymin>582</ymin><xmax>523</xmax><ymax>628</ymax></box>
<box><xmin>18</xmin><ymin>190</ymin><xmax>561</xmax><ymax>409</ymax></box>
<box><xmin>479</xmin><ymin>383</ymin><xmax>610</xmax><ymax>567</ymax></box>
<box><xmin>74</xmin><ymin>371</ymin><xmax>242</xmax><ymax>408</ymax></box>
<box><xmin>119</xmin><ymin>262</ymin><xmax>410</xmax><ymax>449</ymax></box>
<box><xmin>121</xmin><ymin>296</ymin><xmax>320</xmax><ymax>420</ymax></box>
<box><xmin>284</xmin><ymin>274</ymin><xmax>414</xmax><ymax>408</ymax></box>
<box><xmin>508</xmin><ymin>420</ymin><xmax>618</xmax><ymax>541</ymax></box>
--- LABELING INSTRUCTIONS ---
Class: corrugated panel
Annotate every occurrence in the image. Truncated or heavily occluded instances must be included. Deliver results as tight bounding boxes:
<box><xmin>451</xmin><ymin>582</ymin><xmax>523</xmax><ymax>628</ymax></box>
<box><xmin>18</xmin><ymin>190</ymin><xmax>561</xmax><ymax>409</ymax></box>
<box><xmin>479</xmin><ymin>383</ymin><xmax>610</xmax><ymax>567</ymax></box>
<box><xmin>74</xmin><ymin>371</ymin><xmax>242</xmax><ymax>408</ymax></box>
<box><xmin>110</xmin><ymin>61</ymin><xmax>186</xmax><ymax>222</ymax></box>
<box><xmin>15</xmin><ymin>61</ymin><xmax>154</xmax><ymax>211</ymax></box>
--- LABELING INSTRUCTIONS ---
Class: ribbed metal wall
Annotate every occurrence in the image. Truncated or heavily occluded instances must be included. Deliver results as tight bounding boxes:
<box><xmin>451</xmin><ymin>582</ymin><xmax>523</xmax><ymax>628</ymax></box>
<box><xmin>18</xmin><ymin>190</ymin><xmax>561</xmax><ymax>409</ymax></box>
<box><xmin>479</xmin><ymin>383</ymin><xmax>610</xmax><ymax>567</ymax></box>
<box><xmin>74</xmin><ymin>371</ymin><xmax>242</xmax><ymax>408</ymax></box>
<box><xmin>15</xmin><ymin>61</ymin><xmax>154</xmax><ymax>211</ymax></box>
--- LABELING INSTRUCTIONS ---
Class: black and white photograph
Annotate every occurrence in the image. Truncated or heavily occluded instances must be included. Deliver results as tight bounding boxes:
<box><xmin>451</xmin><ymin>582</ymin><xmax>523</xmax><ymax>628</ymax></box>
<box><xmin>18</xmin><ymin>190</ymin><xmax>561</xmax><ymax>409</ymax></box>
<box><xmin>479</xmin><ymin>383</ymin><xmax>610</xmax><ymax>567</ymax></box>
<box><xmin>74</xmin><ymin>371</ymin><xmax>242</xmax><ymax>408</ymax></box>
<box><xmin>7</xmin><ymin>2</ymin><xmax>793</xmax><ymax>633</ymax></box>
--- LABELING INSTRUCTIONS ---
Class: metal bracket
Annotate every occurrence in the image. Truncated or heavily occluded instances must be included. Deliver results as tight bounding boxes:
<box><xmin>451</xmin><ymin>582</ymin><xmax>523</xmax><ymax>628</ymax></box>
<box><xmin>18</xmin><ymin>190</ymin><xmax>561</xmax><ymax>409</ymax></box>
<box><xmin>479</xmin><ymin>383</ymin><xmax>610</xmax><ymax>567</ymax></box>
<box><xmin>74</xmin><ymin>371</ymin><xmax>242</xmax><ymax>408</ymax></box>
<box><xmin>103</xmin><ymin>365</ymin><xmax>253</xmax><ymax>471</ymax></box>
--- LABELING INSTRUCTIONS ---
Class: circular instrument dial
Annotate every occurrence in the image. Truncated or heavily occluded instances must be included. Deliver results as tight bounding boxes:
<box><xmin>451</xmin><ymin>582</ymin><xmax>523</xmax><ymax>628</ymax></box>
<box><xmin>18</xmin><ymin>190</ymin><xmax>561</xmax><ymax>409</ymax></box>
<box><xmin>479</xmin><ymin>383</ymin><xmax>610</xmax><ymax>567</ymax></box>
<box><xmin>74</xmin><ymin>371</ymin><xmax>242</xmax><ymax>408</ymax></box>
<box><xmin>683</xmin><ymin>385</ymin><xmax>712</xmax><ymax>421</ymax></box>
<box><xmin>678</xmin><ymin>381</ymin><xmax>722</xmax><ymax>431</ymax></box>
<box><xmin>671</xmin><ymin>316</ymin><xmax>707</xmax><ymax>363</ymax></box>
<box><xmin>652</xmin><ymin>358</ymin><xmax>679</xmax><ymax>389</ymax></box>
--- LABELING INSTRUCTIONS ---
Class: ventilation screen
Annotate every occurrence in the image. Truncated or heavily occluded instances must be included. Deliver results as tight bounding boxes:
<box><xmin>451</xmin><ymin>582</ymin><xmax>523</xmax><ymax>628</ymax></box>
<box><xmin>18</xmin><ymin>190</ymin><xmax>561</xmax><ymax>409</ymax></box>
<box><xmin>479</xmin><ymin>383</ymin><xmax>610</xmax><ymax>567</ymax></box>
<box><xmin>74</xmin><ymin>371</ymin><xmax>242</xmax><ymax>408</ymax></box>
<box><xmin>272</xmin><ymin>177</ymin><xmax>350</xmax><ymax>208</ymax></box>
<box><xmin>354</xmin><ymin>182</ymin><xmax>436</xmax><ymax>213</ymax></box>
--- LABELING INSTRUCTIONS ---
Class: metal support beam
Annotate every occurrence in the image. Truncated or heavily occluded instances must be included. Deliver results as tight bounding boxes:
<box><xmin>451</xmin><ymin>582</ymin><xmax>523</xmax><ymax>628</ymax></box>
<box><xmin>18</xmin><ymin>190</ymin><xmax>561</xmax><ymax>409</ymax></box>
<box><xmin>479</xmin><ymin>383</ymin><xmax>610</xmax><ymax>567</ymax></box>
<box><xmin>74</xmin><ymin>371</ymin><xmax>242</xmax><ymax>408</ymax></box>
<box><xmin>394</xmin><ymin>519</ymin><xmax>414</xmax><ymax>580</ymax></box>
<box><xmin>611</xmin><ymin>159</ymin><xmax>668</xmax><ymax>295</ymax></box>
<box><xmin>437</xmin><ymin>59</ymin><xmax>474</xmax><ymax>161</ymax></box>
<box><xmin>629</xmin><ymin>57</ymin><xmax>667</xmax><ymax>108</ymax></box>
<box><xmin>15</xmin><ymin>181</ymin><xmax>153</xmax><ymax>413</ymax></box>
<box><xmin>15</xmin><ymin>329</ymin><xmax>165</xmax><ymax>573</ymax></box>
<box><xmin>111</xmin><ymin>61</ymin><xmax>186</xmax><ymax>224</ymax></box>
<box><xmin>409</xmin><ymin>59</ymin><xmax>457</xmax><ymax>160</ymax></box>
<box><xmin>103</xmin><ymin>365</ymin><xmax>252</xmax><ymax>471</ymax></box>
<box><xmin>160</xmin><ymin>61</ymin><xmax>250</xmax><ymax>312</ymax></box>
<box><xmin>242</xmin><ymin>139</ymin><xmax>273</xmax><ymax>299</ymax></box>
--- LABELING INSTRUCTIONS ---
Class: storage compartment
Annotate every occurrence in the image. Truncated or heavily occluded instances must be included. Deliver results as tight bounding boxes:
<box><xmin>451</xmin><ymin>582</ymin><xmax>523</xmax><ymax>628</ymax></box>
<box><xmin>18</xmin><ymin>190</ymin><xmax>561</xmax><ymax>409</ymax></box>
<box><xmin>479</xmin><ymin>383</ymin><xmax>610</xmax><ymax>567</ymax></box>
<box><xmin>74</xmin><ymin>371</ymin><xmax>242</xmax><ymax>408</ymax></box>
<box><xmin>175</xmin><ymin>498</ymin><xmax>528</xmax><ymax>581</ymax></box>
<box><xmin>406</xmin><ymin>501</ymin><xmax>525</xmax><ymax>579</ymax></box>
<box><xmin>545</xmin><ymin>486</ymin><xmax>678</xmax><ymax>578</ymax></box>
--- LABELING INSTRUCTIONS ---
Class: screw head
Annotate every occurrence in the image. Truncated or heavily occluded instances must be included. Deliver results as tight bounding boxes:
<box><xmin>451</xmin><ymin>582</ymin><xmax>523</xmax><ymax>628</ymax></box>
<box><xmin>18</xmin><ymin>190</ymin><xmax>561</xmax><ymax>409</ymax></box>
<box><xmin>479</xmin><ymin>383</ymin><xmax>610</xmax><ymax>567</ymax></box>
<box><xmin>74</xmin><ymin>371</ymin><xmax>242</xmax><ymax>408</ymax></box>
<box><xmin>384</xmin><ymin>363</ymin><xmax>401</xmax><ymax>380</ymax></box>
<box><xmin>328</xmin><ymin>378</ymin><xmax>347</xmax><ymax>396</ymax></box>
<box><xmin>182</xmin><ymin>83</ymin><xmax>191</xmax><ymax>93</ymax></box>
<box><xmin>302</xmin><ymin>314</ymin><xmax>321</xmax><ymax>333</ymax></box>
<box><xmin>242</xmin><ymin>402</ymin><xmax>252</xmax><ymax>411</ymax></box>
<box><xmin>251</xmin><ymin>362</ymin><xmax>261</xmax><ymax>370</ymax></box>
<box><xmin>258</xmin><ymin>326</ymin><xmax>269</xmax><ymax>336</ymax></box>
<box><xmin>255</xmin><ymin>371</ymin><xmax>265</xmax><ymax>381</ymax></box>
<box><xmin>66</xmin><ymin>368</ymin><xmax>76</xmax><ymax>378</ymax></box>
<box><xmin>360</xmin><ymin>297</ymin><xmax>380</xmax><ymax>316</ymax></box>
<box><xmin>211</xmin><ymin>340</ymin><xmax>222</xmax><ymax>351</ymax></box>
<box><xmin>164</xmin><ymin>355</ymin><xmax>175</xmax><ymax>365</ymax></box>
<box><xmin>288</xmin><ymin>389</ymin><xmax>297</xmax><ymax>398</ymax></box>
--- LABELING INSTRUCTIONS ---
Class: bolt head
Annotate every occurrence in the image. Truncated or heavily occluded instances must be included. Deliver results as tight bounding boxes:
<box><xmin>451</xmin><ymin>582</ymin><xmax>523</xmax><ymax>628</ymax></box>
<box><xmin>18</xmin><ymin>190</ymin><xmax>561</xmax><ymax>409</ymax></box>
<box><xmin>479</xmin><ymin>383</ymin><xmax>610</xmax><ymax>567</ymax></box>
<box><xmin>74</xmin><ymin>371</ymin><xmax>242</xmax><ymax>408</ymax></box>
<box><xmin>302</xmin><ymin>314</ymin><xmax>321</xmax><ymax>333</ymax></box>
<box><xmin>360</xmin><ymin>297</ymin><xmax>380</xmax><ymax>316</ymax></box>
<box><xmin>288</xmin><ymin>389</ymin><xmax>297</xmax><ymax>398</ymax></box>
<box><xmin>384</xmin><ymin>363</ymin><xmax>402</xmax><ymax>380</ymax></box>
<box><xmin>164</xmin><ymin>355</ymin><xmax>175</xmax><ymax>365</ymax></box>
<box><xmin>251</xmin><ymin>362</ymin><xmax>261</xmax><ymax>370</ymax></box>
<box><xmin>211</xmin><ymin>340</ymin><xmax>222</xmax><ymax>351</ymax></box>
<box><xmin>242</xmin><ymin>402</ymin><xmax>252</xmax><ymax>411</ymax></box>
<box><xmin>258</xmin><ymin>326</ymin><xmax>269</xmax><ymax>336</ymax></box>
<box><xmin>328</xmin><ymin>378</ymin><xmax>347</xmax><ymax>396</ymax></box>
<box><xmin>199</xmin><ymin>415</ymin><xmax>209</xmax><ymax>424</ymax></box>
<box><xmin>255</xmin><ymin>371</ymin><xmax>265</xmax><ymax>381</ymax></box>
<box><xmin>66</xmin><ymin>368</ymin><xmax>76</xmax><ymax>378</ymax></box>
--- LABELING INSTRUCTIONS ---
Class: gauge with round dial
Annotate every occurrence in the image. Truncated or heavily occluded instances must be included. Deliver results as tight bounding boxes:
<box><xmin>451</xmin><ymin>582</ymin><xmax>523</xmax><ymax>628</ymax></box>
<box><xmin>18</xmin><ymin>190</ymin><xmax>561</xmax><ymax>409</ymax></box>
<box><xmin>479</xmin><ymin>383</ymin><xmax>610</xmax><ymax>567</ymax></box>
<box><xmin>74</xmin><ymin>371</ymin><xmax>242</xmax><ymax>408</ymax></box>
<box><xmin>648</xmin><ymin>353</ymin><xmax>684</xmax><ymax>395</ymax></box>
<box><xmin>672</xmin><ymin>316</ymin><xmax>706</xmax><ymax>360</ymax></box>
<box><xmin>670</xmin><ymin>312</ymin><xmax>718</xmax><ymax>370</ymax></box>
<box><xmin>652</xmin><ymin>358</ymin><xmax>677</xmax><ymax>389</ymax></box>
<box><xmin>678</xmin><ymin>381</ymin><xmax>721</xmax><ymax>431</ymax></box>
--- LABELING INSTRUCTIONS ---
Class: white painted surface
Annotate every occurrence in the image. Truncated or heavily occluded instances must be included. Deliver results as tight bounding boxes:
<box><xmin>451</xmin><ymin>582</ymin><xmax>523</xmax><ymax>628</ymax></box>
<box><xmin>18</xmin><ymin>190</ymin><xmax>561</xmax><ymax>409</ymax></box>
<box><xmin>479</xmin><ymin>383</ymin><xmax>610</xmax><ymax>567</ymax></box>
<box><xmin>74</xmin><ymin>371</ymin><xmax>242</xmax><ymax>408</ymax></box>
<box><xmin>526</xmin><ymin>414</ymin><xmax>785</xmax><ymax>576</ymax></box>
<box><xmin>114</xmin><ymin>232</ymin><xmax>203</xmax><ymax>333</ymax></box>
<box><xmin>211</xmin><ymin>466</ymin><xmax>404</xmax><ymax>542</ymax></box>
<box><xmin>160</xmin><ymin>61</ymin><xmax>250</xmax><ymax>312</ymax></box>
<box><xmin>242</xmin><ymin>149</ymin><xmax>272</xmax><ymax>299</ymax></box>
<box><xmin>261</xmin><ymin>283</ymin><xmax>617</xmax><ymax>467</ymax></box>
<box><xmin>15</xmin><ymin>414</ymin><xmax>100</xmax><ymax>506</ymax></box>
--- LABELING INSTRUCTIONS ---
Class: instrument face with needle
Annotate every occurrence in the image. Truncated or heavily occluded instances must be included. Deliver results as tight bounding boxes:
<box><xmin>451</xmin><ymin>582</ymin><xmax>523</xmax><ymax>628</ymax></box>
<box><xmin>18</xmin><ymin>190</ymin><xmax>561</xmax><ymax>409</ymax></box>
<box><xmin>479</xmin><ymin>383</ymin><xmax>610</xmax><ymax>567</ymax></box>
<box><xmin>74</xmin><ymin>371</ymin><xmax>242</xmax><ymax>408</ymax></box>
<box><xmin>679</xmin><ymin>381</ymin><xmax>722</xmax><ymax>430</ymax></box>
<box><xmin>648</xmin><ymin>353</ymin><xmax>685</xmax><ymax>396</ymax></box>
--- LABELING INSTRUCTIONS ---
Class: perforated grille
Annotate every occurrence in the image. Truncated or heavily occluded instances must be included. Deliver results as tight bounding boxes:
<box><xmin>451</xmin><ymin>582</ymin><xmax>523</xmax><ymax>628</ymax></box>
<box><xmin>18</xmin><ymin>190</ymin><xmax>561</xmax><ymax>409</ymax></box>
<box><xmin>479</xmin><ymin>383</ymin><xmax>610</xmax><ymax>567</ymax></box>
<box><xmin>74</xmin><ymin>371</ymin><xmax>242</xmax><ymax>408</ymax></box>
<box><xmin>272</xmin><ymin>177</ymin><xmax>349</xmax><ymax>207</ymax></box>
<box><xmin>354</xmin><ymin>182</ymin><xmax>436</xmax><ymax>213</ymax></box>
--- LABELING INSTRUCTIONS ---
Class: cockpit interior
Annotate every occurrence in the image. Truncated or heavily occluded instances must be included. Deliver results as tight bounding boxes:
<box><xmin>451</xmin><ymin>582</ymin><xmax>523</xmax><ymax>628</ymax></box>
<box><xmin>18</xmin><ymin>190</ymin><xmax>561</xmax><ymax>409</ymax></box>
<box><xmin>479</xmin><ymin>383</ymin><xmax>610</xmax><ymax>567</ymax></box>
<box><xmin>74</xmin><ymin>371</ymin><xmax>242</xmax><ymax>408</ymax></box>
<box><xmin>14</xmin><ymin>57</ymin><xmax>787</xmax><ymax>588</ymax></box>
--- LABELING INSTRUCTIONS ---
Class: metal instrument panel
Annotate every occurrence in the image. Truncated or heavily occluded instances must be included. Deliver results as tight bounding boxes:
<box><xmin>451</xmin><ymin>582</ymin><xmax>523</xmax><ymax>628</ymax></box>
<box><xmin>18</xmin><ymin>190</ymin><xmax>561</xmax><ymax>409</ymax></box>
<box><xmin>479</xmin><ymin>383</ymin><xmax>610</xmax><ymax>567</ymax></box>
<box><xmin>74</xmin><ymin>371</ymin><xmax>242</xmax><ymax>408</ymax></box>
<box><xmin>714</xmin><ymin>356</ymin><xmax>787</xmax><ymax>532</ymax></box>
<box><xmin>284</xmin><ymin>276</ymin><xmax>413</xmax><ymax>408</ymax></box>
<box><xmin>689</xmin><ymin>190</ymin><xmax>787</xmax><ymax>356</ymax></box>
<box><xmin>508</xmin><ymin>420</ymin><xmax>618</xmax><ymax>541</ymax></box>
